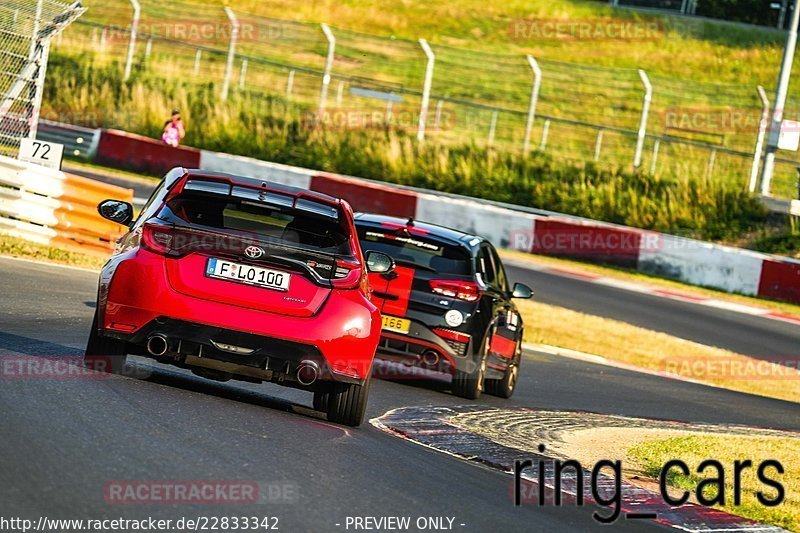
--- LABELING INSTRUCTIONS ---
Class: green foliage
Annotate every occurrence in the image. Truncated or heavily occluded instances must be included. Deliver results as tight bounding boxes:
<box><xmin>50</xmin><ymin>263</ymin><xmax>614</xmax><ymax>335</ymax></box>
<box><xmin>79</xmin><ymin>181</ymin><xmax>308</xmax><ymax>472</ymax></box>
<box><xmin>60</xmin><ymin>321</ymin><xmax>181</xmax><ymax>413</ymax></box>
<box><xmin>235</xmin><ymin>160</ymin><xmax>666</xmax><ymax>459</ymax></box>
<box><xmin>45</xmin><ymin>50</ymin><xmax>766</xmax><ymax>241</ymax></box>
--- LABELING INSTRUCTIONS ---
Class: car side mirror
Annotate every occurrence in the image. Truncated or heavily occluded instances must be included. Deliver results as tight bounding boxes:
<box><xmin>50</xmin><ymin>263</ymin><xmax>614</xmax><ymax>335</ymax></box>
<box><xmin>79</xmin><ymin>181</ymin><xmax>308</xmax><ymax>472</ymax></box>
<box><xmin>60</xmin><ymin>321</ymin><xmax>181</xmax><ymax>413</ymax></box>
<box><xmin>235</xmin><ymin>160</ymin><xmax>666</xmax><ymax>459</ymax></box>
<box><xmin>511</xmin><ymin>282</ymin><xmax>533</xmax><ymax>299</ymax></box>
<box><xmin>97</xmin><ymin>199</ymin><xmax>134</xmax><ymax>226</ymax></box>
<box><xmin>365</xmin><ymin>251</ymin><xmax>395</xmax><ymax>274</ymax></box>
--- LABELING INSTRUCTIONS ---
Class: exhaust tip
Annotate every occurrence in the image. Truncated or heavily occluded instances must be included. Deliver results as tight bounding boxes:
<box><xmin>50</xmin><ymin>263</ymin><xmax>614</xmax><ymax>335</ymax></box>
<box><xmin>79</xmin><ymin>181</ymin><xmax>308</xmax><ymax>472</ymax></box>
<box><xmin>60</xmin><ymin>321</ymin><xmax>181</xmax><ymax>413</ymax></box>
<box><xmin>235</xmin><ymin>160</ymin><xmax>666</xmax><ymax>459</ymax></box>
<box><xmin>146</xmin><ymin>334</ymin><xmax>169</xmax><ymax>357</ymax></box>
<box><xmin>296</xmin><ymin>360</ymin><xmax>320</xmax><ymax>386</ymax></box>
<box><xmin>422</xmin><ymin>350</ymin><xmax>440</xmax><ymax>367</ymax></box>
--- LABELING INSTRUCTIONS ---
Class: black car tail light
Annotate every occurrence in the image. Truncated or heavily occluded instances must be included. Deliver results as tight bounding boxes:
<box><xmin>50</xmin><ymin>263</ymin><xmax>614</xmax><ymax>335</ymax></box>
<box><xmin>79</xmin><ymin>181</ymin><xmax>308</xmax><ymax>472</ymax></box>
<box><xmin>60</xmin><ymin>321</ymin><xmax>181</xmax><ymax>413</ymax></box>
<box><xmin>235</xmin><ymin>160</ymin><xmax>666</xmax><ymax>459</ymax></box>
<box><xmin>433</xmin><ymin>328</ymin><xmax>471</xmax><ymax>357</ymax></box>
<box><xmin>428</xmin><ymin>280</ymin><xmax>481</xmax><ymax>302</ymax></box>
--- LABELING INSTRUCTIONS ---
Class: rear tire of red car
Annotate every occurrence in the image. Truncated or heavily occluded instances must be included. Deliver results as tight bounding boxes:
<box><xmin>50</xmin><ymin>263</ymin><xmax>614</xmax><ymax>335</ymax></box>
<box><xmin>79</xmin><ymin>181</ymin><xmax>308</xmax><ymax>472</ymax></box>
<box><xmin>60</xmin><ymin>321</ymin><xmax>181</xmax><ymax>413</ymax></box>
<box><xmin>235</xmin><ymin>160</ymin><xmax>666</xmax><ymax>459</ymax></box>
<box><xmin>312</xmin><ymin>390</ymin><xmax>329</xmax><ymax>412</ymax></box>
<box><xmin>84</xmin><ymin>311</ymin><xmax>128</xmax><ymax>375</ymax></box>
<box><xmin>323</xmin><ymin>379</ymin><xmax>370</xmax><ymax>427</ymax></box>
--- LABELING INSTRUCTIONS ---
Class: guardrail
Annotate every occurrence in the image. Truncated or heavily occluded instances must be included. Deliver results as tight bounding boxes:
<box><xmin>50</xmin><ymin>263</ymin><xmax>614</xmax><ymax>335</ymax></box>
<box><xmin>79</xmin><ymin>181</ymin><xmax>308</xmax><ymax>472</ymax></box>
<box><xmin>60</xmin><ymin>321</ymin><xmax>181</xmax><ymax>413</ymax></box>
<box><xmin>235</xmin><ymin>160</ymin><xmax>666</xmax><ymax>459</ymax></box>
<box><xmin>96</xmin><ymin>129</ymin><xmax>201</xmax><ymax>175</ymax></box>
<box><xmin>36</xmin><ymin>120</ymin><xmax>101</xmax><ymax>160</ymax></box>
<box><xmin>0</xmin><ymin>154</ymin><xmax>133</xmax><ymax>255</ymax></box>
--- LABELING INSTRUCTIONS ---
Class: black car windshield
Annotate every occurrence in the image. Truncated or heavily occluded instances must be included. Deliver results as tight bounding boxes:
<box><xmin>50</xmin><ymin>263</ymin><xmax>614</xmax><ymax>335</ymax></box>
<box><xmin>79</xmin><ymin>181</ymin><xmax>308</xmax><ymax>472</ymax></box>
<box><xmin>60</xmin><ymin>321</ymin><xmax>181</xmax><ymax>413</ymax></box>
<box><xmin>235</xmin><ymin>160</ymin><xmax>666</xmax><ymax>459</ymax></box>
<box><xmin>165</xmin><ymin>191</ymin><xmax>352</xmax><ymax>254</ymax></box>
<box><xmin>358</xmin><ymin>229</ymin><xmax>472</xmax><ymax>275</ymax></box>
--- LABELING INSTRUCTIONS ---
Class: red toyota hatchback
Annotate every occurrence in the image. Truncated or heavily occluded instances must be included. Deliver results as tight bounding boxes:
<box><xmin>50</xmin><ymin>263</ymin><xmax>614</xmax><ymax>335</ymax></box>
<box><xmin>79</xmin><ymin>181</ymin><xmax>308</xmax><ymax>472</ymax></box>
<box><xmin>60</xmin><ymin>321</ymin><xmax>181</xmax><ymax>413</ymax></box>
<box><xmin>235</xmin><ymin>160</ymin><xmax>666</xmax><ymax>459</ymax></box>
<box><xmin>85</xmin><ymin>168</ymin><xmax>394</xmax><ymax>426</ymax></box>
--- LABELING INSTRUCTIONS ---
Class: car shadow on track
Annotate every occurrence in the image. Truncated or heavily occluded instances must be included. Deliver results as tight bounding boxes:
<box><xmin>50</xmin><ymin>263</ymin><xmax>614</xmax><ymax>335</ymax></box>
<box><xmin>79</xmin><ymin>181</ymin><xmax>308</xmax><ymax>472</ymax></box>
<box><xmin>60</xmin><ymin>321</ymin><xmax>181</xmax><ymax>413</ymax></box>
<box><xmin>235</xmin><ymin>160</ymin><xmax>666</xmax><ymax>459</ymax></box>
<box><xmin>127</xmin><ymin>358</ymin><xmax>339</xmax><ymax>427</ymax></box>
<box><xmin>0</xmin><ymin>331</ymin><xmax>83</xmax><ymax>356</ymax></box>
<box><xmin>372</xmin><ymin>361</ymin><xmax>453</xmax><ymax>395</ymax></box>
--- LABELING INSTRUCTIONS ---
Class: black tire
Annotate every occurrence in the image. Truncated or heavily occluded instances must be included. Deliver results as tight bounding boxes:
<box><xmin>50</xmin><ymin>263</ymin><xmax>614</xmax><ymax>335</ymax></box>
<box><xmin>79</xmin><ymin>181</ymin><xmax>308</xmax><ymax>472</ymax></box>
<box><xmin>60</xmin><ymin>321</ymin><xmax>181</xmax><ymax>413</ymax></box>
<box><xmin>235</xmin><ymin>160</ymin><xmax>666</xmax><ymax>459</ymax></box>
<box><xmin>312</xmin><ymin>390</ymin><xmax>329</xmax><ymax>412</ymax></box>
<box><xmin>485</xmin><ymin>364</ymin><xmax>518</xmax><ymax>399</ymax></box>
<box><xmin>485</xmin><ymin>337</ymin><xmax>521</xmax><ymax>399</ymax></box>
<box><xmin>84</xmin><ymin>311</ymin><xmax>128</xmax><ymax>375</ymax></box>
<box><xmin>453</xmin><ymin>329</ymin><xmax>495</xmax><ymax>400</ymax></box>
<box><xmin>324</xmin><ymin>379</ymin><xmax>370</xmax><ymax>427</ymax></box>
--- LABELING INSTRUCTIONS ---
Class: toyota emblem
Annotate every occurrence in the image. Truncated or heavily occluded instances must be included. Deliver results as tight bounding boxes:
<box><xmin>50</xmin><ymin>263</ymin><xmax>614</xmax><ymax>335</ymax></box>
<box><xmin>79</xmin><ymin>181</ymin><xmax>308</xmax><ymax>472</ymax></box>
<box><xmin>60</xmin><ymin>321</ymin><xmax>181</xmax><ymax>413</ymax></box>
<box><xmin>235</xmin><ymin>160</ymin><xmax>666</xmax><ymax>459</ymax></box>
<box><xmin>244</xmin><ymin>245</ymin><xmax>264</xmax><ymax>259</ymax></box>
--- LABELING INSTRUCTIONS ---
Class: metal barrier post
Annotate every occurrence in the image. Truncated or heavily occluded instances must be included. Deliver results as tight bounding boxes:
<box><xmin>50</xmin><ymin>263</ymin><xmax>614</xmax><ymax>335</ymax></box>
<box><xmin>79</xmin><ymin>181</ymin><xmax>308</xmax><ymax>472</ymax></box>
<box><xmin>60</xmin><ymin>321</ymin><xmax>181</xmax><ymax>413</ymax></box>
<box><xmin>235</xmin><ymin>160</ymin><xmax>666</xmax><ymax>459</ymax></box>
<box><xmin>634</xmin><ymin>69</ymin><xmax>652</xmax><ymax>169</ymax></box>
<box><xmin>318</xmin><ymin>23</ymin><xmax>335</xmax><ymax>116</ymax></box>
<box><xmin>523</xmin><ymin>55</ymin><xmax>541</xmax><ymax>153</ymax></box>
<box><xmin>221</xmin><ymin>7</ymin><xmax>240</xmax><ymax>100</ymax></box>
<box><xmin>750</xmin><ymin>86</ymin><xmax>770</xmax><ymax>193</ymax></box>
<box><xmin>417</xmin><ymin>39</ymin><xmax>434</xmax><ymax>142</ymax></box>
<box><xmin>123</xmin><ymin>0</ymin><xmax>140</xmax><ymax>80</ymax></box>
<box><xmin>594</xmin><ymin>129</ymin><xmax>604</xmax><ymax>162</ymax></box>
<box><xmin>540</xmin><ymin>119</ymin><xmax>550</xmax><ymax>151</ymax></box>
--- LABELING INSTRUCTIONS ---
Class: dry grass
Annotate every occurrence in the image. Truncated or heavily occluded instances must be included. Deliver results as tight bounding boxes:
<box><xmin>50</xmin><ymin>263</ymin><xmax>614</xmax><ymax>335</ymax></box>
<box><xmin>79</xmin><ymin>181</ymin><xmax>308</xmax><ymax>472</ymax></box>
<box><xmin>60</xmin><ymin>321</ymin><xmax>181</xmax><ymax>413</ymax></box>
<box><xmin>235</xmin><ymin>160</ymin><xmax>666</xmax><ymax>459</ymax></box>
<box><xmin>0</xmin><ymin>234</ymin><xmax>106</xmax><ymax>270</ymax></box>
<box><xmin>516</xmin><ymin>298</ymin><xmax>800</xmax><ymax>403</ymax></box>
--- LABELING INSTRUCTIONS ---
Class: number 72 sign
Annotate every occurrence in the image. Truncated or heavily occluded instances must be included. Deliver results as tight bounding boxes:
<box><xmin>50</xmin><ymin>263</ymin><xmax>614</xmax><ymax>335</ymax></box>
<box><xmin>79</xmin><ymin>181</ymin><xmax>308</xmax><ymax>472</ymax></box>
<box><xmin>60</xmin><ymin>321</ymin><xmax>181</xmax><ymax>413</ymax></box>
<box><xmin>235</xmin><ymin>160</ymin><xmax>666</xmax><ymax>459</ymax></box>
<box><xmin>18</xmin><ymin>138</ymin><xmax>64</xmax><ymax>170</ymax></box>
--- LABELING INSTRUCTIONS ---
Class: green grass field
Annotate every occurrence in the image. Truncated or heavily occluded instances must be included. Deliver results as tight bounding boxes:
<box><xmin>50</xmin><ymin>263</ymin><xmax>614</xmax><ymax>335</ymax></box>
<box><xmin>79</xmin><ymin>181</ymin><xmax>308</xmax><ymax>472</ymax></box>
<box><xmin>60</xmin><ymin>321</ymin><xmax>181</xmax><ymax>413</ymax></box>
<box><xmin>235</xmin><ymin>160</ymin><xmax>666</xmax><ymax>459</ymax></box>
<box><xmin>34</xmin><ymin>0</ymin><xmax>800</xmax><ymax>252</ymax></box>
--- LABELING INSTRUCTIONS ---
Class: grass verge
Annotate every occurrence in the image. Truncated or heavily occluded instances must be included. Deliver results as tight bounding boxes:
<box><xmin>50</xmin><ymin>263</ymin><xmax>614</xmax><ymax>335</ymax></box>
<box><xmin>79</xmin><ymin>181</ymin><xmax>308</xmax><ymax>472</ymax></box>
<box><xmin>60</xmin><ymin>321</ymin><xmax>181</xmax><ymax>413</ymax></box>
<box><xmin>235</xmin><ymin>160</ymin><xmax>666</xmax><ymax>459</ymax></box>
<box><xmin>516</xmin><ymin>298</ymin><xmax>800</xmax><ymax>403</ymax></box>
<box><xmin>0</xmin><ymin>234</ymin><xmax>106</xmax><ymax>270</ymax></box>
<box><xmin>628</xmin><ymin>436</ymin><xmax>800</xmax><ymax>532</ymax></box>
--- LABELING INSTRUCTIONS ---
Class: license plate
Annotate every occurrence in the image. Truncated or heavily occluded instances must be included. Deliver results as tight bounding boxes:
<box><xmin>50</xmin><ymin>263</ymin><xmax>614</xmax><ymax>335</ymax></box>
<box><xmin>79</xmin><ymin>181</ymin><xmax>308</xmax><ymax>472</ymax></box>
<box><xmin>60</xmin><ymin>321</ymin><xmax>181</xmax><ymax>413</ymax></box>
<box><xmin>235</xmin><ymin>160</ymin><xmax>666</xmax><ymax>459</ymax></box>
<box><xmin>382</xmin><ymin>315</ymin><xmax>411</xmax><ymax>334</ymax></box>
<box><xmin>205</xmin><ymin>258</ymin><xmax>290</xmax><ymax>292</ymax></box>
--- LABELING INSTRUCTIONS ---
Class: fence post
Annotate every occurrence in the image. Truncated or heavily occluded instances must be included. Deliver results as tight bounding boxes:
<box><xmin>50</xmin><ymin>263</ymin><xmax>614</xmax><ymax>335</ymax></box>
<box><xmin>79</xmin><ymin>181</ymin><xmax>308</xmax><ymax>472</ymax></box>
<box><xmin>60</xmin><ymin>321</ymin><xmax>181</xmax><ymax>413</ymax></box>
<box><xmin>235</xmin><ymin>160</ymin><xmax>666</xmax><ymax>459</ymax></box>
<box><xmin>417</xmin><ymin>38</ymin><xmax>435</xmax><ymax>142</ymax></box>
<box><xmin>488</xmin><ymin>110</ymin><xmax>498</xmax><ymax>147</ymax></box>
<box><xmin>336</xmin><ymin>80</ymin><xmax>344</xmax><ymax>106</ymax></box>
<box><xmin>318</xmin><ymin>23</ymin><xmax>335</xmax><ymax>116</ymax></box>
<box><xmin>634</xmin><ymin>69</ymin><xmax>652</xmax><ymax>169</ymax></box>
<box><xmin>144</xmin><ymin>38</ymin><xmax>151</xmax><ymax>61</ymax></box>
<box><xmin>286</xmin><ymin>70</ymin><xmax>295</xmax><ymax>100</ymax></box>
<box><xmin>434</xmin><ymin>99</ymin><xmax>443</xmax><ymax>129</ymax></box>
<box><xmin>238</xmin><ymin>59</ymin><xmax>248</xmax><ymax>89</ymax></box>
<box><xmin>193</xmin><ymin>49</ymin><xmax>201</xmax><ymax>76</ymax></box>
<box><xmin>28</xmin><ymin>0</ymin><xmax>43</xmax><ymax>58</ymax></box>
<box><xmin>750</xmin><ymin>86</ymin><xmax>770</xmax><ymax>193</ymax></box>
<box><xmin>523</xmin><ymin>55</ymin><xmax>542</xmax><ymax>153</ymax></box>
<box><xmin>706</xmin><ymin>149</ymin><xmax>717</xmax><ymax>180</ymax></box>
<box><xmin>28</xmin><ymin>42</ymin><xmax>49</xmax><ymax>140</ymax></box>
<box><xmin>123</xmin><ymin>0</ymin><xmax>140</xmax><ymax>81</ymax></box>
<box><xmin>650</xmin><ymin>139</ymin><xmax>660</xmax><ymax>175</ymax></box>
<box><xmin>221</xmin><ymin>7</ymin><xmax>239</xmax><ymax>101</ymax></box>
<box><xmin>540</xmin><ymin>119</ymin><xmax>550</xmax><ymax>151</ymax></box>
<box><xmin>593</xmin><ymin>129</ymin><xmax>604</xmax><ymax>162</ymax></box>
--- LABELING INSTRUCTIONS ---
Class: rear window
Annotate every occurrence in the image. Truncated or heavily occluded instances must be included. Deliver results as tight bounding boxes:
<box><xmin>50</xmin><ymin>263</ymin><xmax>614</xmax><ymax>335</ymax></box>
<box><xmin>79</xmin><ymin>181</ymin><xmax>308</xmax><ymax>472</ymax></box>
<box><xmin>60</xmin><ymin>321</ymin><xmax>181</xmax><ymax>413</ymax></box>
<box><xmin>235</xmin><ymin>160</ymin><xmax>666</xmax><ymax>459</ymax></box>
<box><xmin>165</xmin><ymin>190</ymin><xmax>352</xmax><ymax>254</ymax></box>
<box><xmin>358</xmin><ymin>229</ymin><xmax>472</xmax><ymax>275</ymax></box>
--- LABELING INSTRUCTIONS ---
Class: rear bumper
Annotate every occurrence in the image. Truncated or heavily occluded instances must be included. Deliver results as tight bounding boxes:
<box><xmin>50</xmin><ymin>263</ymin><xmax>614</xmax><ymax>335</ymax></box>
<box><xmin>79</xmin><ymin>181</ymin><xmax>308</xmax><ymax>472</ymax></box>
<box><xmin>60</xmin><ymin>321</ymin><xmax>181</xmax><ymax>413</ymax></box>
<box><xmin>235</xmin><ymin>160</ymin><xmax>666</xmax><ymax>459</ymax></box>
<box><xmin>374</xmin><ymin>320</ymin><xmax>479</xmax><ymax>375</ymax></box>
<box><xmin>98</xmin><ymin>250</ymin><xmax>381</xmax><ymax>384</ymax></box>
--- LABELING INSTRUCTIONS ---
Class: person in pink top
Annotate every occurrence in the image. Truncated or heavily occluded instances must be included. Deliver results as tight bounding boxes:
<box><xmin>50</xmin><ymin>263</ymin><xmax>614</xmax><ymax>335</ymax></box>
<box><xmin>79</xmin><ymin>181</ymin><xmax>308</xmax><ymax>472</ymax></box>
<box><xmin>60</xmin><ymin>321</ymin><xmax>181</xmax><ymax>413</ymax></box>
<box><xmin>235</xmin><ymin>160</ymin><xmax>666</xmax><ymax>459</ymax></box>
<box><xmin>161</xmin><ymin>109</ymin><xmax>186</xmax><ymax>147</ymax></box>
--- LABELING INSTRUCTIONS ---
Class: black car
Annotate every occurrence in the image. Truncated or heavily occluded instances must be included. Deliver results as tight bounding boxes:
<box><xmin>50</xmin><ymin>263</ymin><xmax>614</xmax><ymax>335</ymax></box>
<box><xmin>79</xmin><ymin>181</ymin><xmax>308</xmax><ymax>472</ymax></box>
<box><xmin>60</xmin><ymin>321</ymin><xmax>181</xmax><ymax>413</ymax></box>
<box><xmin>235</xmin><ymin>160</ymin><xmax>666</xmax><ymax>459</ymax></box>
<box><xmin>354</xmin><ymin>213</ymin><xmax>533</xmax><ymax>399</ymax></box>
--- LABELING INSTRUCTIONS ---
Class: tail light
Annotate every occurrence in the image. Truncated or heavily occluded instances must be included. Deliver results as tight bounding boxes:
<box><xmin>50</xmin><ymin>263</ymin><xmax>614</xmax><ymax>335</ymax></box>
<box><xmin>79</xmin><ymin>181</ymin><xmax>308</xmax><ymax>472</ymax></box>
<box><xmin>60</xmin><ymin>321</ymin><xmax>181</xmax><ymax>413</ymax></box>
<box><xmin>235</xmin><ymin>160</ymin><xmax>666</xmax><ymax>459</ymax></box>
<box><xmin>141</xmin><ymin>223</ymin><xmax>220</xmax><ymax>258</ymax></box>
<box><xmin>331</xmin><ymin>258</ymin><xmax>364</xmax><ymax>290</ymax></box>
<box><xmin>433</xmin><ymin>328</ymin><xmax>471</xmax><ymax>358</ymax></box>
<box><xmin>429</xmin><ymin>280</ymin><xmax>481</xmax><ymax>302</ymax></box>
<box><xmin>432</xmin><ymin>328</ymin><xmax>471</xmax><ymax>344</ymax></box>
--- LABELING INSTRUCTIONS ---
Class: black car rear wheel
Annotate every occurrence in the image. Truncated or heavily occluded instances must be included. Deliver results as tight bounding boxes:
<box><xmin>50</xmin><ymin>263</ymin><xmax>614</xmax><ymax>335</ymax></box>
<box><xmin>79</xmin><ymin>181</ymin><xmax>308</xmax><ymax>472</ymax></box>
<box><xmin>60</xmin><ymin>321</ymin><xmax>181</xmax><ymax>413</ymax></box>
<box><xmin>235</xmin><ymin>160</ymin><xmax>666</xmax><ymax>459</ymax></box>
<box><xmin>485</xmin><ymin>363</ymin><xmax>518</xmax><ymax>399</ymax></box>
<box><xmin>321</xmin><ymin>379</ymin><xmax>371</xmax><ymax>427</ymax></box>
<box><xmin>84</xmin><ymin>310</ymin><xmax>128</xmax><ymax>375</ymax></box>
<box><xmin>452</xmin><ymin>352</ymin><xmax>485</xmax><ymax>400</ymax></box>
